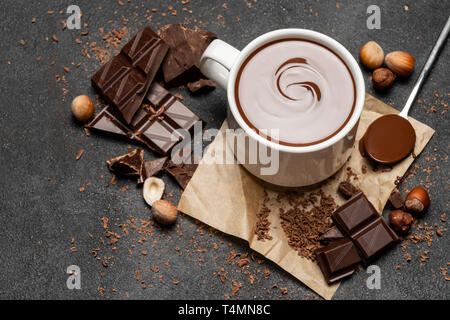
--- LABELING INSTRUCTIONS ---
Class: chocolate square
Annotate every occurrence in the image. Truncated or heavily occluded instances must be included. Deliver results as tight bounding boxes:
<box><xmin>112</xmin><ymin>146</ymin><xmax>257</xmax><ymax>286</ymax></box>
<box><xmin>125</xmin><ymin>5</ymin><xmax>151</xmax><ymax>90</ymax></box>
<box><xmin>332</xmin><ymin>192</ymin><xmax>379</xmax><ymax>236</ymax></box>
<box><xmin>315</xmin><ymin>239</ymin><xmax>361</xmax><ymax>285</ymax></box>
<box><xmin>353</xmin><ymin>218</ymin><xmax>398</xmax><ymax>262</ymax></box>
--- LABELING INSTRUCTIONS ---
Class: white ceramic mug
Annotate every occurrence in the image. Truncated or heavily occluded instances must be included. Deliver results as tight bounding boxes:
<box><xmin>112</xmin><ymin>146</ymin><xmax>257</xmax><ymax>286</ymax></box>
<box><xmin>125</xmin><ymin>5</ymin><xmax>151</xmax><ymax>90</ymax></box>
<box><xmin>199</xmin><ymin>29</ymin><xmax>365</xmax><ymax>187</ymax></box>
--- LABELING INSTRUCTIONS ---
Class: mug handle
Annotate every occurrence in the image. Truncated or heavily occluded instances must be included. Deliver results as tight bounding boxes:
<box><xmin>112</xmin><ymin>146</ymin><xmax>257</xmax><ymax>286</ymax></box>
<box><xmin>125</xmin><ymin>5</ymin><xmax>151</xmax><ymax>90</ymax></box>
<box><xmin>200</xmin><ymin>39</ymin><xmax>241</xmax><ymax>90</ymax></box>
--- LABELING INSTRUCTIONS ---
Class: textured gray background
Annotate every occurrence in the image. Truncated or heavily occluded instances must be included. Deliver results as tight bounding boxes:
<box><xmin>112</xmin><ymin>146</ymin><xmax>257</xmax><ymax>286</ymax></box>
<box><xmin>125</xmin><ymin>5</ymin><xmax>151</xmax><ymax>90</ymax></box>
<box><xmin>0</xmin><ymin>0</ymin><xmax>448</xmax><ymax>300</ymax></box>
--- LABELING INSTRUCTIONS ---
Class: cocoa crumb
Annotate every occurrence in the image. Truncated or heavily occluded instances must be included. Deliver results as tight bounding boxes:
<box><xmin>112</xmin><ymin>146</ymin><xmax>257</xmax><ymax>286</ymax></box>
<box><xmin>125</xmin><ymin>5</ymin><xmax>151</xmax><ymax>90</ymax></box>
<box><xmin>254</xmin><ymin>191</ymin><xmax>273</xmax><ymax>241</ymax></box>
<box><xmin>75</xmin><ymin>149</ymin><xmax>84</xmax><ymax>160</ymax></box>
<box><xmin>338</xmin><ymin>181</ymin><xmax>359</xmax><ymax>199</ymax></box>
<box><xmin>237</xmin><ymin>258</ymin><xmax>250</xmax><ymax>267</ymax></box>
<box><xmin>101</xmin><ymin>217</ymin><xmax>109</xmax><ymax>229</ymax></box>
<box><xmin>230</xmin><ymin>281</ymin><xmax>241</xmax><ymax>297</ymax></box>
<box><xmin>106</xmin><ymin>174</ymin><xmax>117</xmax><ymax>187</ymax></box>
<box><xmin>361</xmin><ymin>164</ymin><xmax>367</xmax><ymax>174</ymax></box>
<box><xmin>279</xmin><ymin>190</ymin><xmax>337</xmax><ymax>260</ymax></box>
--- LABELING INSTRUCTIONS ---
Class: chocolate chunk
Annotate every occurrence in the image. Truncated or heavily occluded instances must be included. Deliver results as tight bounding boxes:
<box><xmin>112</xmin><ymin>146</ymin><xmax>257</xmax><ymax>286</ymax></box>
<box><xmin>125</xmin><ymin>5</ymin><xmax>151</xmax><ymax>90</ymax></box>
<box><xmin>166</xmin><ymin>158</ymin><xmax>198</xmax><ymax>190</ymax></box>
<box><xmin>107</xmin><ymin>148</ymin><xmax>144</xmax><ymax>177</ymax></box>
<box><xmin>87</xmin><ymin>82</ymin><xmax>203</xmax><ymax>156</ymax></box>
<box><xmin>338</xmin><ymin>181</ymin><xmax>359</xmax><ymax>199</ymax></box>
<box><xmin>187</xmin><ymin>79</ymin><xmax>216</xmax><ymax>93</ymax></box>
<box><xmin>137</xmin><ymin>156</ymin><xmax>168</xmax><ymax>184</ymax></box>
<box><xmin>332</xmin><ymin>192</ymin><xmax>399</xmax><ymax>264</ymax></box>
<box><xmin>315</xmin><ymin>238</ymin><xmax>361</xmax><ymax>285</ymax></box>
<box><xmin>92</xmin><ymin>27</ymin><xmax>169</xmax><ymax>124</ymax></box>
<box><xmin>321</xmin><ymin>226</ymin><xmax>345</xmax><ymax>242</ymax></box>
<box><xmin>158</xmin><ymin>24</ymin><xmax>217</xmax><ymax>87</ymax></box>
<box><xmin>389</xmin><ymin>188</ymin><xmax>404</xmax><ymax>209</ymax></box>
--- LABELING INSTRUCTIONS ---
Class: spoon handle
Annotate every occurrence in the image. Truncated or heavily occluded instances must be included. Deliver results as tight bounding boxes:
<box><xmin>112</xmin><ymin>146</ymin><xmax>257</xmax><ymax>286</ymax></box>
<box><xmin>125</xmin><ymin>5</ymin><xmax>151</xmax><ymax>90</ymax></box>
<box><xmin>399</xmin><ymin>16</ymin><xmax>450</xmax><ymax>118</ymax></box>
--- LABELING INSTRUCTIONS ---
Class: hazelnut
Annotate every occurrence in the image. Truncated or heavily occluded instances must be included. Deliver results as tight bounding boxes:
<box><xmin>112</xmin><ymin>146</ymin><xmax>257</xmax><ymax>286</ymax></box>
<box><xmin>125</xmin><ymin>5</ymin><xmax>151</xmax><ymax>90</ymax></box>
<box><xmin>360</xmin><ymin>41</ymin><xmax>384</xmax><ymax>70</ymax></box>
<box><xmin>143</xmin><ymin>177</ymin><xmax>165</xmax><ymax>206</ymax></box>
<box><xmin>385</xmin><ymin>51</ymin><xmax>415</xmax><ymax>77</ymax></box>
<box><xmin>152</xmin><ymin>200</ymin><xmax>178</xmax><ymax>226</ymax></box>
<box><xmin>389</xmin><ymin>210</ymin><xmax>414</xmax><ymax>235</ymax></box>
<box><xmin>372</xmin><ymin>68</ymin><xmax>395</xmax><ymax>90</ymax></box>
<box><xmin>405</xmin><ymin>187</ymin><xmax>430</xmax><ymax>216</ymax></box>
<box><xmin>71</xmin><ymin>95</ymin><xmax>94</xmax><ymax>123</ymax></box>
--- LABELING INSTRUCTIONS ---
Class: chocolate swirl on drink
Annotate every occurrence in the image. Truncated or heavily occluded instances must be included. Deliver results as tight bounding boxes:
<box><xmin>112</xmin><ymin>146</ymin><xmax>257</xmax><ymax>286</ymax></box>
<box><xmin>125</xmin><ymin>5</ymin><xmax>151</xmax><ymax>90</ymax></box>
<box><xmin>235</xmin><ymin>39</ymin><xmax>356</xmax><ymax>146</ymax></box>
<box><xmin>275</xmin><ymin>57</ymin><xmax>322</xmax><ymax>106</ymax></box>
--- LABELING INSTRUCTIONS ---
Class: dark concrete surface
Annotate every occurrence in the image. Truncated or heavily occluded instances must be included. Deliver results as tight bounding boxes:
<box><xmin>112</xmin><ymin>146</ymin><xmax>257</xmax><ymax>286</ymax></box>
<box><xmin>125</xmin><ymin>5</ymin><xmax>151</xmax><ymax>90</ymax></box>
<box><xmin>0</xmin><ymin>0</ymin><xmax>448</xmax><ymax>300</ymax></box>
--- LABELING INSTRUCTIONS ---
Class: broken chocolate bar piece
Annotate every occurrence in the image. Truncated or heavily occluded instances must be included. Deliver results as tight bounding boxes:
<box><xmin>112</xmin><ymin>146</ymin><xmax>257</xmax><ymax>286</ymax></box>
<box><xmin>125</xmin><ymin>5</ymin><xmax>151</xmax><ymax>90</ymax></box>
<box><xmin>134</xmin><ymin>82</ymin><xmax>203</xmax><ymax>154</ymax></box>
<box><xmin>389</xmin><ymin>188</ymin><xmax>404</xmax><ymax>209</ymax></box>
<box><xmin>332</xmin><ymin>192</ymin><xmax>399</xmax><ymax>264</ymax></box>
<box><xmin>107</xmin><ymin>148</ymin><xmax>144</xmax><ymax>177</ymax></box>
<box><xmin>85</xmin><ymin>108</ymin><xmax>132</xmax><ymax>139</ymax></box>
<box><xmin>187</xmin><ymin>79</ymin><xmax>216</xmax><ymax>93</ymax></box>
<box><xmin>158</xmin><ymin>24</ymin><xmax>217</xmax><ymax>87</ymax></box>
<box><xmin>315</xmin><ymin>238</ymin><xmax>361</xmax><ymax>285</ymax></box>
<box><xmin>92</xmin><ymin>27</ymin><xmax>169</xmax><ymax>124</ymax></box>
<box><xmin>338</xmin><ymin>181</ymin><xmax>359</xmax><ymax>199</ymax></box>
<box><xmin>166</xmin><ymin>152</ymin><xmax>199</xmax><ymax>190</ymax></box>
<box><xmin>137</xmin><ymin>156</ymin><xmax>168</xmax><ymax>184</ymax></box>
<box><xmin>321</xmin><ymin>226</ymin><xmax>345</xmax><ymax>242</ymax></box>
<box><xmin>86</xmin><ymin>82</ymin><xmax>203</xmax><ymax>156</ymax></box>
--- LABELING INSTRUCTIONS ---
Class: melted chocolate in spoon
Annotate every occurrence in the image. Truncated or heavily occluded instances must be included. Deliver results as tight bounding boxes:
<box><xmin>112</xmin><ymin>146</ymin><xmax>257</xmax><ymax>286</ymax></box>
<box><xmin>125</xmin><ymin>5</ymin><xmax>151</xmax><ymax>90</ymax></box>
<box><xmin>362</xmin><ymin>114</ymin><xmax>416</xmax><ymax>164</ymax></box>
<box><xmin>361</xmin><ymin>17</ymin><xmax>449</xmax><ymax>164</ymax></box>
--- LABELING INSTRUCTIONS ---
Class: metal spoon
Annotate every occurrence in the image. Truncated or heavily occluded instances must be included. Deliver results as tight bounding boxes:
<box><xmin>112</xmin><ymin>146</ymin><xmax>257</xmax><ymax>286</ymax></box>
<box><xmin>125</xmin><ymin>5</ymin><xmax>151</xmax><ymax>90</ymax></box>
<box><xmin>363</xmin><ymin>16</ymin><xmax>450</xmax><ymax>164</ymax></box>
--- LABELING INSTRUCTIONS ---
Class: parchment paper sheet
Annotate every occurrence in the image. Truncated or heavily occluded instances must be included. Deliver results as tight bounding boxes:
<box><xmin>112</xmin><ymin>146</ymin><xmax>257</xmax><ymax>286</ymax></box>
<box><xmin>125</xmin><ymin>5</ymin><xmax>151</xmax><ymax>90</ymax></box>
<box><xmin>178</xmin><ymin>94</ymin><xmax>435</xmax><ymax>300</ymax></box>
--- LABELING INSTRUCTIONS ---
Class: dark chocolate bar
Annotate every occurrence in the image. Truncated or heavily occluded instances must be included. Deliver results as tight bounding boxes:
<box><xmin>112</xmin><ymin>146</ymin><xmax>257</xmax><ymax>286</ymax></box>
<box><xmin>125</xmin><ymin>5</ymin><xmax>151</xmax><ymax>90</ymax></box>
<box><xmin>332</xmin><ymin>192</ymin><xmax>398</xmax><ymax>264</ymax></box>
<box><xmin>92</xmin><ymin>27</ymin><xmax>169</xmax><ymax>124</ymax></box>
<box><xmin>315</xmin><ymin>238</ymin><xmax>361</xmax><ymax>285</ymax></box>
<box><xmin>86</xmin><ymin>82</ymin><xmax>202</xmax><ymax>156</ymax></box>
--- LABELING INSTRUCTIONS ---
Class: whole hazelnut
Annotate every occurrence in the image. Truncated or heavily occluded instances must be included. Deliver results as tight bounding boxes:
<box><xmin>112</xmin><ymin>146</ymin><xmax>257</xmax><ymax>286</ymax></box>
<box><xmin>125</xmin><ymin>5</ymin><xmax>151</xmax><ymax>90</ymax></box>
<box><xmin>405</xmin><ymin>187</ymin><xmax>430</xmax><ymax>216</ymax></box>
<box><xmin>385</xmin><ymin>51</ymin><xmax>415</xmax><ymax>77</ymax></box>
<box><xmin>71</xmin><ymin>95</ymin><xmax>94</xmax><ymax>123</ymax></box>
<box><xmin>389</xmin><ymin>210</ymin><xmax>414</xmax><ymax>235</ymax></box>
<box><xmin>152</xmin><ymin>199</ymin><xmax>178</xmax><ymax>226</ymax></box>
<box><xmin>360</xmin><ymin>41</ymin><xmax>384</xmax><ymax>70</ymax></box>
<box><xmin>372</xmin><ymin>68</ymin><xmax>395</xmax><ymax>90</ymax></box>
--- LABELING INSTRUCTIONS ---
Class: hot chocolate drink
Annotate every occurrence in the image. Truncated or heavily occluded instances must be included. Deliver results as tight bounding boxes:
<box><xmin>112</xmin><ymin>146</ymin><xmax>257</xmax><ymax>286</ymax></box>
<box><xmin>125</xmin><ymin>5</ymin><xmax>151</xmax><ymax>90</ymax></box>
<box><xmin>235</xmin><ymin>39</ymin><xmax>356</xmax><ymax>146</ymax></box>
